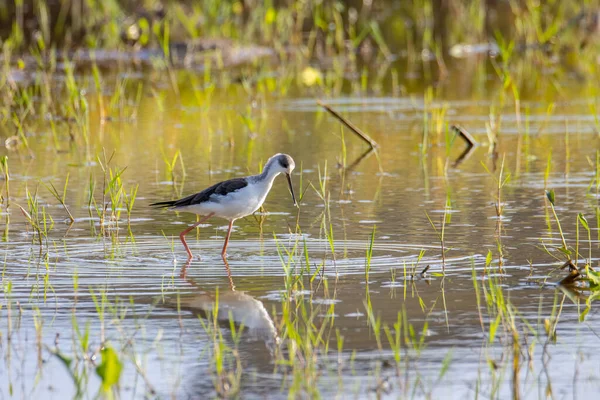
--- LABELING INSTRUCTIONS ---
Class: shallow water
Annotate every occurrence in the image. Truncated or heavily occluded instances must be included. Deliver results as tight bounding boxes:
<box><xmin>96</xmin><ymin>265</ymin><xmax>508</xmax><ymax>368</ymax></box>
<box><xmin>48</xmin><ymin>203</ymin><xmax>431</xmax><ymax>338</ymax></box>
<box><xmin>2</xmin><ymin>56</ymin><xmax>600</xmax><ymax>398</ymax></box>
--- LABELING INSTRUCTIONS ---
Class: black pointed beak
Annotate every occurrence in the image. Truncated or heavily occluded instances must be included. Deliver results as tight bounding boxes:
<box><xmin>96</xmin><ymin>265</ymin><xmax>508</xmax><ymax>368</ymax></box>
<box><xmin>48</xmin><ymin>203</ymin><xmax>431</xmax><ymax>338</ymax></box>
<box><xmin>286</xmin><ymin>173</ymin><xmax>298</xmax><ymax>207</ymax></box>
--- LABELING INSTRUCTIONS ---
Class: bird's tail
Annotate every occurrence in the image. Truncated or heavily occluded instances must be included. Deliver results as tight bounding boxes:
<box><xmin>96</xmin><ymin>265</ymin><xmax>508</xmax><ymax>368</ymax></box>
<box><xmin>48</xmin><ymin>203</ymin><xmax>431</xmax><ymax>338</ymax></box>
<box><xmin>150</xmin><ymin>200</ymin><xmax>176</xmax><ymax>208</ymax></box>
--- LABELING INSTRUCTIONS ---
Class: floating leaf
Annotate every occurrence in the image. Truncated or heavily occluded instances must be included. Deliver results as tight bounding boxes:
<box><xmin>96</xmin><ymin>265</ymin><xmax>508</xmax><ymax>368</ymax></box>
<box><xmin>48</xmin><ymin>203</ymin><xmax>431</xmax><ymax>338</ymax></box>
<box><xmin>96</xmin><ymin>347</ymin><xmax>123</xmax><ymax>392</ymax></box>
<box><xmin>545</xmin><ymin>189</ymin><xmax>555</xmax><ymax>205</ymax></box>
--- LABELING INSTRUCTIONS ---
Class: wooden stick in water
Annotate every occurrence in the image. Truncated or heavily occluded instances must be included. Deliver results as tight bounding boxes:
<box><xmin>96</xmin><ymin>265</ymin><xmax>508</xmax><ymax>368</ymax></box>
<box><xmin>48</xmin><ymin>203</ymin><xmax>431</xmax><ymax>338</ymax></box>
<box><xmin>451</xmin><ymin>125</ymin><xmax>478</xmax><ymax>148</ymax></box>
<box><xmin>317</xmin><ymin>100</ymin><xmax>379</xmax><ymax>150</ymax></box>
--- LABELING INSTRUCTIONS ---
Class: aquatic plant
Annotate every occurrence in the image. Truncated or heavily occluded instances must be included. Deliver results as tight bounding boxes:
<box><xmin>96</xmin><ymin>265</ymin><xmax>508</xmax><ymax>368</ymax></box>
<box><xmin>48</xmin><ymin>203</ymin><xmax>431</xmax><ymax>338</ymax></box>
<box><xmin>44</xmin><ymin>174</ymin><xmax>74</xmax><ymax>223</ymax></box>
<box><xmin>0</xmin><ymin>156</ymin><xmax>9</xmax><ymax>207</ymax></box>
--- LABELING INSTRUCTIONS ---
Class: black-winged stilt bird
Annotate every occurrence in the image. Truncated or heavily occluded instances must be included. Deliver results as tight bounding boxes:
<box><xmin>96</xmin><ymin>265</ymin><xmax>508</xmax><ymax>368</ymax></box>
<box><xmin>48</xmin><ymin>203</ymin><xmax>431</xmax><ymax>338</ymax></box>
<box><xmin>151</xmin><ymin>153</ymin><xmax>297</xmax><ymax>259</ymax></box>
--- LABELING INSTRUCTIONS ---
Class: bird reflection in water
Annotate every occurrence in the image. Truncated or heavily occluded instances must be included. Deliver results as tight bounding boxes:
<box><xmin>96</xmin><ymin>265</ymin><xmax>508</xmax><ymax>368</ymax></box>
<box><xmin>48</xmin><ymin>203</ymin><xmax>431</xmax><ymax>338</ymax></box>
<box><xmin>178</xmin><ymin>258</ymin><xmax>279</xmax><ymax>350</ymax></box>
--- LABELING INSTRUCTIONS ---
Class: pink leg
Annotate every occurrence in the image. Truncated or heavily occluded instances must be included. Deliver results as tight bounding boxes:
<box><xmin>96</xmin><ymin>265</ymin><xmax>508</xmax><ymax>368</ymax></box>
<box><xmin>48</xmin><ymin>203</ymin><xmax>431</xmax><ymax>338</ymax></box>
<box><xmin>222</xmin><ymin>258</ymin><xmax>235</xmax><ymax>291</ymax></box>
<box><xmin>180</xmin><ymin>213</ymin><xmax>214</xmax><ymax>259</ymax></box>
<box><xmin>221</xmin><ymin>220</ymin><xmax>235</xmax><ymax>259</ymax></box>
<box><xmin>180</xmin><ymin>257</ymin><xmax>193</xmax><ymax>279</ymax></box>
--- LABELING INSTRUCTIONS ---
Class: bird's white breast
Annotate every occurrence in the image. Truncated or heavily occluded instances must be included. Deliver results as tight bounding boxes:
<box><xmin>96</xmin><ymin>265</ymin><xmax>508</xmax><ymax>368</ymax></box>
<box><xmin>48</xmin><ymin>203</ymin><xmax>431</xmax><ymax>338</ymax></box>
<box><xmin>180</xmin><ymin>179</ymin><xmax>274</xmax><ymax>220</ymax></box>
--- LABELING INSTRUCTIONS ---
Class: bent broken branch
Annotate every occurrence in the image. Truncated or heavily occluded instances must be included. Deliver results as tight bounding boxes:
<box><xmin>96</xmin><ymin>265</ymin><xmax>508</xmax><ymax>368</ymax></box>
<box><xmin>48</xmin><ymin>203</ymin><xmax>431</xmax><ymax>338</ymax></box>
<box><xmin>317</xmin><ymin>100</ymin><xmax>379</xmax><ymax>150</ymax></box>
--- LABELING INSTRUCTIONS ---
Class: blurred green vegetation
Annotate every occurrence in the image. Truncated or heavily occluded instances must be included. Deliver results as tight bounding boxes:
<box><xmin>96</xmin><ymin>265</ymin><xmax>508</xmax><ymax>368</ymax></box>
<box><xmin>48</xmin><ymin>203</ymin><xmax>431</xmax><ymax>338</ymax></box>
<box><xmin>0</xmin><ymin>0</ymin><xmax>599</xmax><ymax>159</ymax></box>
<box><xmin>1</xmin><ymin>0</ymin><xmax>598</xmax><ymax>60</ymax></box>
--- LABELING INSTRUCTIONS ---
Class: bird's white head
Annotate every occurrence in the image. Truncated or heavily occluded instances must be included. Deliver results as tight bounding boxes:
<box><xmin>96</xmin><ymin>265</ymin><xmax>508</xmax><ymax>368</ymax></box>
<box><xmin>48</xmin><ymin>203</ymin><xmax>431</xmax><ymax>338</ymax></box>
<box><xmin>264</xmin><ymin>153</ymin><xmax>297</xmax><ymax>207</ymax></box>
<box><xmin>266</xmin><ymin>153</ymin><xmax>295</xmax><ymax>175</ymax></box>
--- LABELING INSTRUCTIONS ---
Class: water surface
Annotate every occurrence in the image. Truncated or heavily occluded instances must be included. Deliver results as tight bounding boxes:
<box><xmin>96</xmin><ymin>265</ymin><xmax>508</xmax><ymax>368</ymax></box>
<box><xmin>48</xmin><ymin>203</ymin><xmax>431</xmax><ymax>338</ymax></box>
<box><xmin>1</xmin><ymin>55</ymin><xmax>600</xmax><ymax>398</ymax></box>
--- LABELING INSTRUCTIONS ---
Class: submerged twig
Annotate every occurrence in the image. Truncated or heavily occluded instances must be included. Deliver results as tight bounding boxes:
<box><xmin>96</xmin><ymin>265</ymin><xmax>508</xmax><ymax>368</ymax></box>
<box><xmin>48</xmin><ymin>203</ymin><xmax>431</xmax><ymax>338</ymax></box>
<box><xmin>344</xmin><ymin>147</ymin><xmax>376</xmax><ymax>172</ymax></box>
<box><xmin>317</xmin><ymin>100</ymin><xmax>378</xmax><ymax>150</ymax></box>
<box><xmin>451</xmin><ymin>125</ymin><xmax>478</xmax><ymax>167</ymax></box>
<box><xmin>452</xmin><ymin>145</ymin><xmax>477</xmax><ymax>168</ymax></box>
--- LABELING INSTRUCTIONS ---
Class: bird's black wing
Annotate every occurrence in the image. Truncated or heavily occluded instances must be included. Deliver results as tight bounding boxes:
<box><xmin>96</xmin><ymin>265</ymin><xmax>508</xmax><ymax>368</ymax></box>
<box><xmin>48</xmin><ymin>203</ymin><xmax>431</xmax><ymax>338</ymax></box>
<box><xmin>150</xmin><ymin>178</ymin><xmax>248</xmax><ymax>208</ymax></box>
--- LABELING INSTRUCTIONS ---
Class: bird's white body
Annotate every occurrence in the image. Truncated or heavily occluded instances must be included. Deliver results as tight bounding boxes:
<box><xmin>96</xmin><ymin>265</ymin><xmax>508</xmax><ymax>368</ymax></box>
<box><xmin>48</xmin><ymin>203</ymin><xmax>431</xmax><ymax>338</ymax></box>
<box><xmin>176</xmin><ymin>173</ymin><xmax>277</xmax><ymax>220</ymax></box>
<box><xmin>152</xmin><ymin>153</ymin><xmax>296</xmax><ymax>259</ymax></box>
